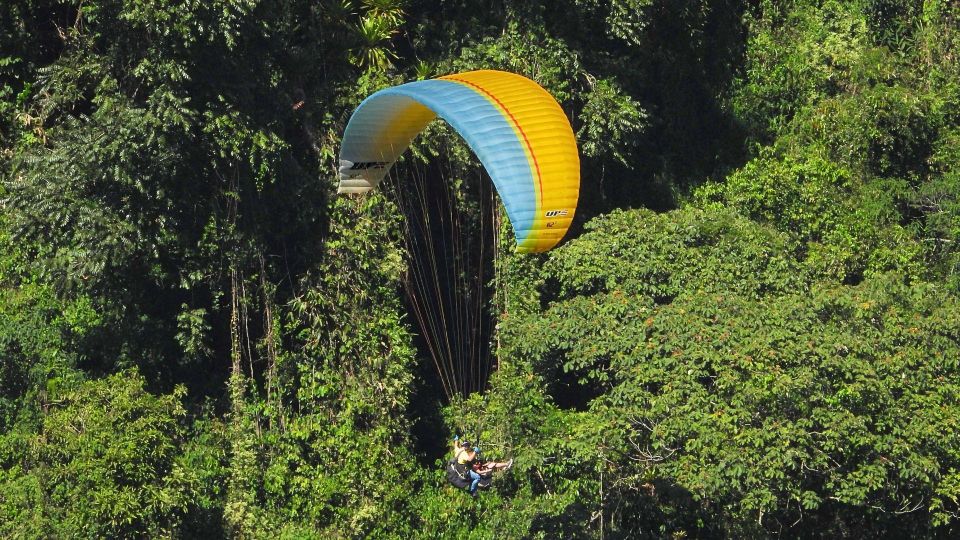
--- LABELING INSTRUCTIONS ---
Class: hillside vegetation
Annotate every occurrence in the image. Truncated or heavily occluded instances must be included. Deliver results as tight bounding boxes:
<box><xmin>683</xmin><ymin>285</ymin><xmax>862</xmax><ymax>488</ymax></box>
<box><xmin>1</xmin><ymin>0</ymin><xmax>959</xmax><ymax>537</ymax></box>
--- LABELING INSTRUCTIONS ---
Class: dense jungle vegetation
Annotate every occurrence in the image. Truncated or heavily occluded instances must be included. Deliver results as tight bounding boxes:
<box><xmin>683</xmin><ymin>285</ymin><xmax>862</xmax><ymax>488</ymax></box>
<box><xmin>2</xmin><ymin>0</ymin><xmax>959</xmax><ymax>537</ymax></box>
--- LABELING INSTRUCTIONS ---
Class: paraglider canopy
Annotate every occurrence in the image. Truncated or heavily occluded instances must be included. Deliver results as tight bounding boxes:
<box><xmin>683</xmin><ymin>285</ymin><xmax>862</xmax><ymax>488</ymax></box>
<box><xmin>338</xmin><ymin>70</ymin><xmax>580</xmax><ymax>253</ymax></box>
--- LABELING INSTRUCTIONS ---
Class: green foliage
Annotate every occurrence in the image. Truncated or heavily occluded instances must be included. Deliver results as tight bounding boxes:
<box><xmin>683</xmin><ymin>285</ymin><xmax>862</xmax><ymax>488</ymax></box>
<box><xmin>0</xmin><ymin>370</ymin><xmax>223</xmax><ymax>538</ymax></box>
<box><xmin>219</xmin><ymin>195</ymin><xmax>420</xmax><ymax>537</ymax></box>
<box><xmin>0</xmin><ymin>279</ymin><xmax>96</xmax><ymax>428</ymax></box>
<box><xmin>786</xmin><ymin>83</ymin><xmax>938</xmax><ymax>179</ymax></box>
<box><xmin>577</xmin><ymin>78</ymin><xmax>648</xmax><ymax>165</ymax></box>
<box><xmin>500</xmin><ymin>206</ymin><xmax>960</xmax><ymax>536</ymax></box>
<box><xmin>696</xmin><ymin>145</ymin><xmax>925</xmax><ymax>282</ymax></box>
<box><xmin>0</xmin><ymin>227</ymin><xmax>100</xmax><ymax>431</ymax></box>
<box><xmin>2</xmin><ymin>0</ymin><xmax>960</xmax><ymax>537</ymax></box>
<box><xmin>354</xmin><ymin>12</ymin><xmax>401</xmax><ymax>70</ymax></box>
<box><xmin>697</xmin><ymin>146</ymin><xmax>853</xmax><ymax>242</ymax></box>
<box><xmin>600</xmin><ymin>273</ymin><xmax>960</xmax><ymax>536</ymax></box>
<box><xmin>733</xmin><ymin>0</ymin><xmax>873</xmax><ymax>141</ymax></box>
<box><xmin>914</xmin><ymin>127</ymin><xmax>960</xmax><ymax>292</ymax></box>
<box><xmin>548</xmin><ymin>207</ymin><xmax>809</xmax><ymax>300</ymax></box>
<box><xmin>726</xmin><ymin>0</ymin><xmax>958</xmax><ymax>287</ymax></box>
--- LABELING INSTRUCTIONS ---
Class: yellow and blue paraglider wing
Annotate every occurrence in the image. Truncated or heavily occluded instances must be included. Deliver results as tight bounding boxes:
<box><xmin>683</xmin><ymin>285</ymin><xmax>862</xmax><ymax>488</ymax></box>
<box><xmin>338</xmin><ymin>70</ymin><xmax>580</xmax><ymax>253</ymax></box>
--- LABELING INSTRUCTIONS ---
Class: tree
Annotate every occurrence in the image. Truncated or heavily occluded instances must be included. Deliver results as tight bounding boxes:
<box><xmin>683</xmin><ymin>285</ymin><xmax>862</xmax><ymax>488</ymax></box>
<box><xmin>0</xmin><ymin>370</ymin><xmax>226</xmax><ymax>538</ymax></box>
<box><xmin>497</xmin><ymin>206</ymin><xmax>960</xmax><ymax>537</ymax></box>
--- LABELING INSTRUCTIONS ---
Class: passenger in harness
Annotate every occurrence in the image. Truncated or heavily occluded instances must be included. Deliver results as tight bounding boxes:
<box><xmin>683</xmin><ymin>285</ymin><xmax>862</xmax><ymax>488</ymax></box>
<box><xmin>446</xmin><ymin>435</ymin><xmax>513</xmax><ymax>497</ymax></box>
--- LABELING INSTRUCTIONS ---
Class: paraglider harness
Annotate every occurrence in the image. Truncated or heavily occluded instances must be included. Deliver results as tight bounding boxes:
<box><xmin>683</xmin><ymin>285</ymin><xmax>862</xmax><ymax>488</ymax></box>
<box><xmin>446</xmin><ymin>444</ymin><xmax>492</xmax><ymax>491</ymax></box>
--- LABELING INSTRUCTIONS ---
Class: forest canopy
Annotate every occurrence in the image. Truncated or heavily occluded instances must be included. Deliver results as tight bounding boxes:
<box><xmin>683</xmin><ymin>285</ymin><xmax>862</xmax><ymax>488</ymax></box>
<box><xmin>1</xmin><ymin>0</ymin><xmax>959</xmax><ymax>538</ymax></box>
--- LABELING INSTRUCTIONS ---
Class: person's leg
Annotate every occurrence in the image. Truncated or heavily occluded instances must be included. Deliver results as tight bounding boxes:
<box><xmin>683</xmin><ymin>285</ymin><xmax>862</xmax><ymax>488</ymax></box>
<box><xmin>468</xmin><ymin>470</ymin><xmax>481</xmax><ymax>494</ymax></box>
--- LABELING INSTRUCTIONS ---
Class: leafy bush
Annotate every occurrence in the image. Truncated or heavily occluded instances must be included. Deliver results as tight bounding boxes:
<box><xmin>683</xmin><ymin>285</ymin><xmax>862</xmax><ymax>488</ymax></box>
<box><xmin>499</xmin><ymin>207</ymin><xmax>960</xmax><ymax>536</ymax></box>
<box><xmin>0</xmin><ymin>370</ymin><xmax>222</xmax><ymax>538</ymax></box>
